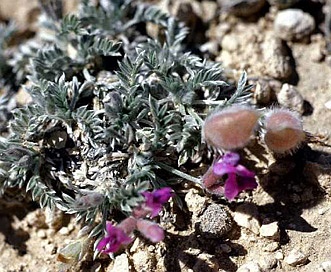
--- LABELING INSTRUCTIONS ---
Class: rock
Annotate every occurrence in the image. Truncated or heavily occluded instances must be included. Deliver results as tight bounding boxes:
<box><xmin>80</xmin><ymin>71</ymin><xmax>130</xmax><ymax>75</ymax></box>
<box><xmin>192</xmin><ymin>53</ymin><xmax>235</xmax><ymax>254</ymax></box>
<box><xmin>310</xmin><ymin>43</ymin><xmax>325</xmax><ymax>62</ymax></box>
<box><xmin>132</xmin><ymin>250</ymin><xmax>156</xmax><ymax>271</ymax></box>
<box><xmin>218</xmin><ymin>0</ymin><xmax>266</xmax><ymax>17</ymax></box>
<box><xmin>237</xmin><ymin>261</ymin><xmax>262</xmax><ymax>272</ymax></box>
<box><xmin>274</xmin><ymin>9</ymin><xmax>315</xmax><ymax>42</ymax></box>
<box><xmin>318</xmin><ymin>261</ymin><xmax>331</xmax><ymax>272</ymax></box>
<box><xmin>37</xmin><ymin>229</ymin><xmax>47</xmax><ymax>239</ymax></box>
<box><xmin>200</xmin><ymin>1</ymin><xmax>219</xmax><ymax>23</ymax></box>
<box><xmin>260</xmin><ymin>222</ymin><xmax>280</xmax><ymax>241</ymax></box>
<box><xmin>264</xmin><ymin>241</ymin><xmax>279</xmax><ymax>252</ymax></box>
<box><xmin>284</xmin><ymin>249</ymin><xmax>308</xmax><ymax>266</ymax></box>
<box><xmin>233</xmin><ymin>203</ymin><xmax>260</xmax><ymax>235</ymax></box>
<box><xmin>196</xmin><ymin>204</ymin><xmax>234</xmax><ymax>239</ymax></box>
<box><xmin>267</xmin><ymin>0</ymin><xmax>300</xmax><ymax>8</ymax></box>
<box><xmin>261</xmin><ymin>37</ymin><xmax>293</xmax><ymax>80</ymax></box>
<box><xmin>258</xmin><ymin>255</ymin><xmax>277</xmax><ymax>270</ymax></box>
<box><xmin>275</xmin><ymin>250</ymin><xmax>284</xmax><ymax>260</ymax></box>
<box><xmin>59</xmin><ymin>227</ymin><xmax>70</xmax><ymax>235</ymax></box>
<box><xmin>253</xmin><ymin>80</ymin><xmax>271</xmax><ymax>104</ymax></box>
<box><xmin>193</xmin><ymin>253</ymin><xmax>220</xmax><ymax>271</ymax></box>
<box><xmin>107</xmin><ymin>254</ymin><xmax>130</xmax><ymax>272</ymax></box>
<box><xmin>185</xmin><ymin>189</ymin><xmax>207</xmax><ymax>218</ymax></box>
<box><xmin>325</xmin><ymin>99</ymin><xmax>331</xmax><ymax>110</ymax></box>
<box><xmin>277</xmin><ymin>83</ymin><xmax>305</xmax><ymax>114</ymax></box>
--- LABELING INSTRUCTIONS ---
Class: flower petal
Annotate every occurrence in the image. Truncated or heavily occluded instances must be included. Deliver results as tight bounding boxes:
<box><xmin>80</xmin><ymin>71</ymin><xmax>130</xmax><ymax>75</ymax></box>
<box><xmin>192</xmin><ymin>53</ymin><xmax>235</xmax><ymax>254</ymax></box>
<box><xmin>224</xmin><ymin>173</ymin><xmax>239</xmax><ymax>201</ymax></box>
<box><xmin>213</xmin><ymin>162</ymin><xmax>237</xmax><ymax>176</ymax></box>
<box><xmin>105</xmin><ymin>221</ymin><xmax>114</xmax><ymax>233</ymax></box>
<box><xmin>96</xmin><ymin>237</ymin><xmax>110</xmax><ymax>251</ymax></box>
<box><xmin>142</xmin><ymin>187</ymin><xmax>172</xmax><ymax>218</ymax></box>
<box><xmin>222</xmin><ymin>152</ymin><xmax>240</xmax><ymax>165</ymax></box>
<box><xmin>97</xmin><ymin>223</ymin><xmax>133</xmax><ymax>254</ymax></box>
<box><xmin>237</xmin><ymin>176</ymin><xmax>258</xmax><ymax>192</ymax></box>
<box><xmin>235</xmin><ymin>164</ymin><xmax>255</xmax><ymax>178</ymax></box>
<box><xmin>153</xmin><ymin>187</ymin><xmax>172</xmax><ymax>204</ymax></box>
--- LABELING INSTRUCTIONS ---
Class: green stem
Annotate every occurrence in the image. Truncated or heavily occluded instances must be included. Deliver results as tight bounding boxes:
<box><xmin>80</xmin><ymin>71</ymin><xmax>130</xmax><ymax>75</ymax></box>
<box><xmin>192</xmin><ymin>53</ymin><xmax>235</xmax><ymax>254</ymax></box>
<box><xmin>156</xmin><ymin>162</ymin><xmax>201</xmax><ymax>185</ymax></box>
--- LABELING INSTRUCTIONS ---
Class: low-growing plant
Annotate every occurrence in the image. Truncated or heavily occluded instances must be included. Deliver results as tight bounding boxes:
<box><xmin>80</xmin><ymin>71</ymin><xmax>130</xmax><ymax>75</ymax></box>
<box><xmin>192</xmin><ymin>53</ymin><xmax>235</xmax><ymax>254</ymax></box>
<box><xmin>0</xmin><ymin>0</ymin><xmax>310</xmax><ymax>269</ymax></box>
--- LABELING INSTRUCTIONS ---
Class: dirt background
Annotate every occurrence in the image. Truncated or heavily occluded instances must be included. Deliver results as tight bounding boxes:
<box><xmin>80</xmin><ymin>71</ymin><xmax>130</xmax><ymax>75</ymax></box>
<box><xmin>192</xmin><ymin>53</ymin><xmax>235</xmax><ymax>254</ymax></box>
<box><xmin>1</xmin><ymin>0</ymin><xmax>331</xmax><ymax>272</ymax></box>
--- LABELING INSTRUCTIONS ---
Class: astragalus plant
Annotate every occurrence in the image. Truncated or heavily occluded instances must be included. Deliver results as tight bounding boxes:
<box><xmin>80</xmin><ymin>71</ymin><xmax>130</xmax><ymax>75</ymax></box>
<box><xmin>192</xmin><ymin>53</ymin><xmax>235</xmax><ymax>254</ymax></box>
<box><xmin>0</xmin><ymin>0</ymin><xmax>253</xmax><ymax>266</ymax></box>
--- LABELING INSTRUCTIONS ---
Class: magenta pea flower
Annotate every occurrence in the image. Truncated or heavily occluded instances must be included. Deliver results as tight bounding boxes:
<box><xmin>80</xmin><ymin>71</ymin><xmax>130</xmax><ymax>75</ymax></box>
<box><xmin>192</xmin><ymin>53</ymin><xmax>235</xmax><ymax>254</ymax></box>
<box><xmin>142</xmin><ymin>187</ymin><xmax>172</xmax><ymax>218</ymax></box>
<box><xmin>203</xmin><ymin>152</ymin><xmax>257</xmax><ymax>201</ymax></box>
<box><xmin>96</xmin><ymin>221</ymin><xmax>134</xmax><ymax>254</ymax></box>
<box><xmin>136</xmin><ymin>219</ymin><xmax>165</xmax><ymax>243</ymax></box>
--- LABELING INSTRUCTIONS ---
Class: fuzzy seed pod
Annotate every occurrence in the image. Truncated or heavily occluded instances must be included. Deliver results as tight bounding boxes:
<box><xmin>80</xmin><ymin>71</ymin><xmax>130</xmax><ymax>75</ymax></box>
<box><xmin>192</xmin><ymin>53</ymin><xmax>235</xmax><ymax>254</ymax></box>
<box><xmin>263</xmin><ymin>108</ymin><xmax>305</xmax><ymax>154</ymax></box>
<box><xmin>202</xmin><ymin>105</ymin><xmax>260</xmax><ymax>150</ymax></box>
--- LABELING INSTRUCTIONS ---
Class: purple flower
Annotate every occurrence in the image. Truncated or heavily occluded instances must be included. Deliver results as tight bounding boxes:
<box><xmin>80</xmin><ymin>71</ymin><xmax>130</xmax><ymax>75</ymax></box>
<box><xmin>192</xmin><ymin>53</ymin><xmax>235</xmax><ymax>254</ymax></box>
<box><xmin>136</xmin><ymin>219</ymin><xmax>165</xmax><ymax>243</ymax></box>
<box><xmin>96</xmin><ymin>221</ymin><xmax>133</xmax><ymax>254</ymax></box>
<box><xmin>142</xmin><ymin>187</ymin><xmax>172</xmax><ymax>218</ymax></box>
<box><xmin>203</xmin><ymin>152</ymin><xmax>257</xmax><ymax>201</ymax></box>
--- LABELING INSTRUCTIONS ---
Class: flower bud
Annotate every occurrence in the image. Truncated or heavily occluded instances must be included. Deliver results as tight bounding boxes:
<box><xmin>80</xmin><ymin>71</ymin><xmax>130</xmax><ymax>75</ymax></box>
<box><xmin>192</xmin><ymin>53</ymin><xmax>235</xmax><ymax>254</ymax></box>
<box><xmin>136</xmin><ymin>219</ymin><xmax>165</xmax><ymax>243</ymax></box>
<box><xmin>202</xmin><ymin>105</ymin><xmax>260</xmax><ymax>150</ymax></box>
<box><xmin>75</xmin><ymin>192</ymin><xmax>104</xmax><ymax>210</ymax></box>
<box><xmin>263</xmin><ymin>108</ymin><xmax>305</xmax><ymax>154</ymax></box>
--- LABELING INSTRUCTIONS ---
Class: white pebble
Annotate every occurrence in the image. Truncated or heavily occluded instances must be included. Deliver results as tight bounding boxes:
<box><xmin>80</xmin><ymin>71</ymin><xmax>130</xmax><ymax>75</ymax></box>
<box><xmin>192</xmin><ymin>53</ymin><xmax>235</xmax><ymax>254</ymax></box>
<box><xmin>260</xmin><ymin>222</ymin><xmax>280</xmax><ymax>241</ymax></box>
<box><xmin>285</xmin><ymin>249</ymin><xmax>308</xmax><ymax>266</ymax></box>
<box><xmin>274</xmin><ymin>9</ymin><xmax>315</xmax><ymax>42</ymax></box>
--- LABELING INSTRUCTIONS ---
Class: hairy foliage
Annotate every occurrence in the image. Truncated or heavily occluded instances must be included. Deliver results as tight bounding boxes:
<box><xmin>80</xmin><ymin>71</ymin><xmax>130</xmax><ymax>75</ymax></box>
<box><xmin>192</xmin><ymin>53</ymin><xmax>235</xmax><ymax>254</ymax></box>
<box><xmin>0</xmin><ymin>0</ymin><xmax>252</xmax><ymax>263</ymax></box>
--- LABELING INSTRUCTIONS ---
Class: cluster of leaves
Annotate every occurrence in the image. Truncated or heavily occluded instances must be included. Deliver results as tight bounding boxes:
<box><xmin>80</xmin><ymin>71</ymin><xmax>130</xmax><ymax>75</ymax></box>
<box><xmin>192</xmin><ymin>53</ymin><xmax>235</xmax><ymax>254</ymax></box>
<box><xmin>0</xmin><ymin>0</ymin><xmax>251</xmax><ymax>260</ymax></box>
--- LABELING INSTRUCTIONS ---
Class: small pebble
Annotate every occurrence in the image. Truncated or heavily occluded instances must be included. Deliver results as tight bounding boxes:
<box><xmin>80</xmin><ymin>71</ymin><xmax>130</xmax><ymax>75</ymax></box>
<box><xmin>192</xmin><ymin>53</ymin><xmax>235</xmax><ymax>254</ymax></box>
<box><xmin>277</xmin><ymin>83</ymin><xmax>305</xmax><ymax>114</ymax></box>
<box><xmin>285</xmin><ymin>249</ymin><xmax>308</xmax><ymax>266</ymax></box>
<box><xmin>264</xmin><ymin>242</ymin><xmax>279</xmax><ymax>252</ymax></box>
<box><xmin>253</xmin><ymin>80</ymin><xmax>271</xmax><ymax>104</ymax></box>
<box><xmin>59</xmin><ymin>227</ymin><xmax>70</xmax><ymax>235</ymax></box>
<box><xmin>108</xmin><ymin>254</ymin><xmax>130</xmax><ymax>272</ymax></box>
<box><xmin>324</xmin><ymin>100</ymin><xmax>331</xmax><ymax>110</ymax></box>
<box><xmin>197</xmin><ymin>204</ymin><xmax>234</xmax><ymax>239</ymax></box>
<box><xmin>37</xmin><ymin>229</ymin><xmax>47</xmax><ymax>239</ymax></box>
<box><xmin>185</xmin><ymin>189</ymin><xmax>207</xmax><ymax>216</ymax></box>
<box><xmin>218</xmin><ymin>0</ymin><xmax>266</xmax><ymax>17</ymax></box>
<box><xmin>258</xmin><ymin>255</ymin><xmax>277</xmax><ymax>270</ymax></box>
<box><xmin>274</xmin><ymin>9</ymin><xmax>315</xmax><ymax>42</ymax></box>
<box><xmin>260</xmin><ymin>222</ymin><xmax>280</xmax><ymax>241</ymax></box>
<box><xmin>275</xmin><ymin>250</ymin><xmax>284</xmax><ymax>260</ymax></box>
<box><xmin>233</xmin><ymin>203</ymin><xmax>260</xmax><ymax>235</ymax></box>
<box><xmin>261</xmin><ymin>37</ymin><xmax>293</xmax><ymax>80</ymax></box>
<box><xmin>237</xmin><ymin>261</ymin><xmax>262</xmax><ymax>272</ymax></box>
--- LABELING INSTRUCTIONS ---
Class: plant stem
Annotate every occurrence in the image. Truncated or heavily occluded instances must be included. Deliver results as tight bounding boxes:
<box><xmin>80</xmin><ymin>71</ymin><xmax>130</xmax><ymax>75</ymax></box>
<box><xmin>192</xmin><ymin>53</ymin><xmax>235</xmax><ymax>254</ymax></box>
<box><xmin>156</xmin><ymin>162</ymin><xmax>201</xmax><ymax>185</ymax></box>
